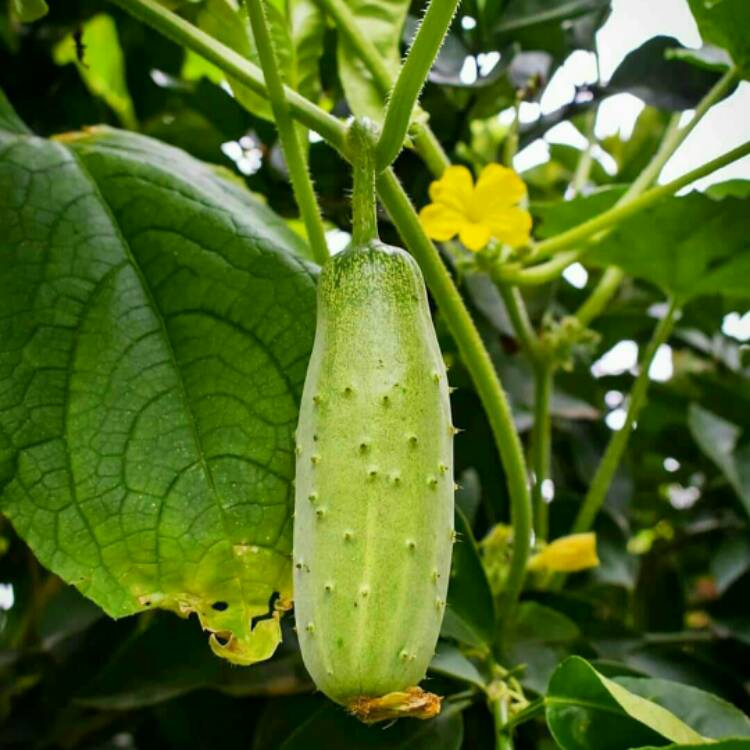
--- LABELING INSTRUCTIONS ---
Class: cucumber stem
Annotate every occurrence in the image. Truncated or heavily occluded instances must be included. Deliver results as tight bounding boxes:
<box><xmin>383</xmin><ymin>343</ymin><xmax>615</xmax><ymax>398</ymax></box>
<box><xmin>348</xmin><ymin>119</ymin><xmax>380</xmax><ymax>245</ymax></box>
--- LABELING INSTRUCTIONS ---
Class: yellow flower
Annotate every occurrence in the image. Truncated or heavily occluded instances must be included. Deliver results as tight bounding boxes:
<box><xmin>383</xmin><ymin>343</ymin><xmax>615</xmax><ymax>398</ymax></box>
<box><xmin>419</xmin><ymin>164</ymin><xmax>532</xmax><ymax>252</ymax></box>
<box><xmin>527</xmin><ymin>533</ymin><xmax>599</xmax><ymax>573</ymax></box>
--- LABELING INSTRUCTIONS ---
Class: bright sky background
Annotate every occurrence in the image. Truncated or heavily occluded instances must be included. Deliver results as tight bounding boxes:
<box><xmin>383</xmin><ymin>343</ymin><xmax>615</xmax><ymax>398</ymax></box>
<box><xmin>513</xmin><ymin>0</ymin><xmax>750</xmax><ymax>188</ymax></box>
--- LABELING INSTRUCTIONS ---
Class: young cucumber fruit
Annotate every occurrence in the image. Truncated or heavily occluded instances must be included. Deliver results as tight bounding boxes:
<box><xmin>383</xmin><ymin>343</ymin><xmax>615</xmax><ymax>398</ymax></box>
<box><xmin>293</xmin><ymin>240</ymin><xmax>454</xmax><ymax>720</ymax></box>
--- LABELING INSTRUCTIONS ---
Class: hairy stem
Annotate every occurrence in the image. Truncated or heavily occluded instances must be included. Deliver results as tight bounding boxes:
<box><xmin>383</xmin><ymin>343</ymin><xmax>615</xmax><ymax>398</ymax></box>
<box><xmin>348</xmin><ymin>119</ymin><xmax>379</xmax><ymax>245</ymax></box>
<box><xmin>376</xmin><ymin>0</ymin><xmax>460</xmax><ymax>171</ymax></box>
<box><xmin>377</xmin><ymin>171</ymin><xmax>533</xmax><ymax>615</ymax></box>
<box><xmin>110</xmin><ymin>0</ymin><xmax>347</xmax><ymax>149</ymax></box>
<box><xmin>317</xmin><ymin>0</ymin><xmax>450</xmax><ymax>177</ymax></box>
<box><xmin>245</xmin><ymin>0</ymin><xmax>329</xmax><ymax>265</ymax></box>
<box><xmin>572</xmin><ymin>300</ymin><xmax>680</xmax><ymax>534</ymax></box>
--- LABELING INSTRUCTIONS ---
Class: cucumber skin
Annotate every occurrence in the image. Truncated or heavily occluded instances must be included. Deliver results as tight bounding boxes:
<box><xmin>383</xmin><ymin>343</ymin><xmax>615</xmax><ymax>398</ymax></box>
<box><xmin>293</xmin><ymin>241</ymin><xmax>454</xmax><ymax>704</ymax></box>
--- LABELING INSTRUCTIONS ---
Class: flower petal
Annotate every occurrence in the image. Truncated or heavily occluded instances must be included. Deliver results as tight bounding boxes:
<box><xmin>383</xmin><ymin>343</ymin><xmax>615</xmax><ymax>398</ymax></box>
<box><xmin>429</xmin><ymin>165</ymin><xmax>474</xmax><ymax>213</ymax></box>
<box><xmin>419</xmin><ymin>203</ymin><xmax>464</xmax><ymax>242</ymax></box>
<box><xmin>527</xmin><ymin>533</ymin><xmax>599</xmax><ymax>573</ymax></box>
<box><xmin>486</xmin><ymin>207</ymin><xmax>533</xmax><ymax>248</ymax></box>
<box><xmin>458</xmin><ymin>221</ymin><xmax>492</xmax><ymax>252</ymax></box>
<box><xmin>474</xmin><ymin>163</ymin><xmax>528</xmax><ymax>215</ymax></box>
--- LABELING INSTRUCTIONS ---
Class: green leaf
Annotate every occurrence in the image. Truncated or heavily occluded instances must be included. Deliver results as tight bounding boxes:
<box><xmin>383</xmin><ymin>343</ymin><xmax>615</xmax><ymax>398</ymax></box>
<box><xmin>11</xmin><ymin>0</ymin><xmax>48</xmax><ymax>23</ymax></box>
<box><xmin>608</xmin><ymin>36</ymin><xmax>726</xmax><ymax>110</ymax></box>
<box><xmin>186</xmin><ymin>0</ymin><xmax>324</xmax><ymax>123</ymax></box>
<box><xmin>0</xmin><ymin>88</ymin><xmax>29</xmax><ymax>134</ymax></box>
<box><xmin>441</xmin><ymin>508</ymin><xmax>496</xmax><ymax>649</ymax></box>
<box><xmin>533</xmin><ymin>186</ymin><xmax>624</xmax><ymax>238</ymax></box>
<box><xmin>289</xmin><ymin>0</ymin><xmax>326</xmax><ymax>104</ymax></box>
<box><xmin>635</xmin><ymin>741</ymin><xmax>750</xmax><ymax>750</ymax></box>
<box><xmin>52</xmin><ymin>14</ymin><xmax>137</xmax><ymax>130</ymax></box>
<box><xmin>493</xmin><ymin>0</ymin><xmax>609</xmax><ymax>32</ymax></box>
<box><xmin>278</xmin><ymin>702</ymin><xmax>464</xmax><ymax>749</ymax></box>
<box><xmin>666</xmin><ymin>45</ymin><xmax>733</xmax><ymax>74</ymax></box>
<box><xmin>688</xmin><ymin>404</ymin><xmax>750</xmax><ymax>519</ymax></box>
<box><xmin>503</xmin><ymin>602</ymin><xmax>580</xmax><ymax>694</ymax></box>
<box><xmin>0</xmin><ymin>102</ymin><xmax>316</xmax><ymax>666</ymax></box>
<box><xmin>588</xmin><ymin>189</ymin><xmax>750</xmax><ymax>303</ymax></box>
<box><xmin>492</xmin><ymin>0</ymin><xmax>611</xmax><ymax>61</ymax></box>
<box><xmin>188</xmin><ymin>0</ymin><xmax>274</xmax><ymax>120</ymax></box>
<box><xmin>429</xmin><ymin>641</ymin><xmax>487</xmax><ymax>689</ymax></box>
<box><xmin>335</xmin><ymin>0</ymin><xmax>410</xmax><ymax>122</ymax></box>
<box><xmin>77</xmin><ymin>615</ymin><xmax>311</xmax><ymax>709</ymax></box>
<box><xmin>615</xmin><ymin>676</ymin><xmax>750</xmax><ymax>740</ymax></box>
<box><xmin>688</xmin><ymin>0</ymin><xmax>750</xmax><ymax>76</ymax></box>
<box><xmin>546</xmin><ymin>657</ymin><xmax>709</xmax><ymax>750</ymax></box>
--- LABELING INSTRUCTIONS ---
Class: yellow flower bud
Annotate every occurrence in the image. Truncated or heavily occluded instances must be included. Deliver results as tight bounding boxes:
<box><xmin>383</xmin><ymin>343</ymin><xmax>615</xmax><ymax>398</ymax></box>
<box><xmin>527</xmin><ymin>533</ymin><xmax>599</xmax><ymax>573</ymax></box>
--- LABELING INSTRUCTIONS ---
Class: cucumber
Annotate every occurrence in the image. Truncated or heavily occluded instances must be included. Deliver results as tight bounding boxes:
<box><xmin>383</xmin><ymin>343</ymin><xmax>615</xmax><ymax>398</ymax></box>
<box><xmin>293</xmin><ymin>239</ymin><xmax>454</xmax><ymax>720</ymax></box>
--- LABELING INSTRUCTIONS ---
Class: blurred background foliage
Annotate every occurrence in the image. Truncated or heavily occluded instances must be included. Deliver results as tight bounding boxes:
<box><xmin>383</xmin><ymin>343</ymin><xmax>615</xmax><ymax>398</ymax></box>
<box><xmin>1</xmin><ymin>0</ymin><xmax>750</xmax><ymax>747</ymax></box>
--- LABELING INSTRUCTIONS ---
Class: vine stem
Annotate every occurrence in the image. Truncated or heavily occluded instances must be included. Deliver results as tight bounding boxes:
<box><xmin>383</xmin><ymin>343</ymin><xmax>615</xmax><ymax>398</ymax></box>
<box><xmin>377</xmin><ymin>171</ymin><xmax>533</xmax><ymax>616</ymax></box>
<box><xmin>347</xmin><ymin>119</ymin><xmax>379</xmax><ymax>245</ymax></box>
<box><xmin>497</xmin><ymin>285</ymin><xmax>553</xmax><ymax>541</ymax></box>
<box><xmin>530</xmin><ymin>366</ymin><xmax>552</xmax><ymax>541</ymax></box>
<box><xmin>492</xmin><ymin>694</ymin><xmax>514</xmax><ymax>750</ymax></box>
<box><xmin>531</xmin><ymin>139</ymin><xmax>750</xmax><ymax>260</ymax></box>
<box><xmin>493</xmin><ymin>138</ymin><xmax>750</xmax><ymax>287</ymax></box>
<box><xmin>245</xmin><ymin>0</ymin><xmax>329</xmax><ymax>265</ymax></box>
<box><xmin>316</xmin><ymin>0</ymin><xmax>450</xmax><ymax>176</ymax></box>
<box><xmin>376</xmin><ymin>0</ymin><xmax>460</xmax><ymax>171</ymax></box>
<box><xmin>574</xmin><ymin>66</ymin><xmax>738</xmax><ymax>323</ymax></box>
<box><xmin>108</xmin><ymin>0</ymin><xmax>533</xmax><ymax>616</ymax></box>
<box><xmin>571</xmin><ymin>109</ymin><xmax>596</xmax><ymax>196</ymax></box>
<box><xmin>498</xmin><ymin>286</ymin><xmax>540</xmax><ymax>360</ymax></box>
<box><xmin>572</xmin><ymin>300</ymin><xmax>680</xmax><ymax>534</ymax></box>
<box><xmin>109</xmin><ymin>0</ymin><xmax>347</xmax><ymax>149</ymax></box>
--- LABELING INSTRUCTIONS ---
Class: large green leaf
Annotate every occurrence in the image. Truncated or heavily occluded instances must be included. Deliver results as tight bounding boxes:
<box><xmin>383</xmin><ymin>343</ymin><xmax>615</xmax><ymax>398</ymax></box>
<box><xmin>335</xmin><ymin>0</ymin><xmax>410</xmax><ymax>122</ymax></box>
<box><xmin>616</xmin><ymin>676</ymin><xmax>750</xmax><ymax>740</ymax></box>
<box><xmin>588</xmin><ymin>188</ymin><xmax>750</xmax><ymax>303</ymax></box>
<box><xmin>688</xmin><ymin>404</ymin><xmax>750</xmax><ymax>519</ymax></box>
<box><xmin>688</xmin><ymin>0</ymin><xmax>750</xmax><ymax>77</ymax></box>
<box><xmin>545</xmin><ymin>657</ymin><xmax>709</xmax><ymax>750</ymax></box>
<box><xmin>0</xmin><ymin>91</ymin><xmax>317</xmax><ymax>665</ymax></box>
<box><xmin>607</xmin><ymin>36</ymin><xmax>726</xmax><ymax>111</ymax></box>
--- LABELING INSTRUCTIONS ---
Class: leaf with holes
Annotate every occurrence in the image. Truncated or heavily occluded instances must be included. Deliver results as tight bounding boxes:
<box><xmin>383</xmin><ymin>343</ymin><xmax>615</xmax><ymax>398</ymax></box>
<box><xmin>0</xmin><ymin>90</ymin><xmax>317</xmax><ymax>665</ymax></box>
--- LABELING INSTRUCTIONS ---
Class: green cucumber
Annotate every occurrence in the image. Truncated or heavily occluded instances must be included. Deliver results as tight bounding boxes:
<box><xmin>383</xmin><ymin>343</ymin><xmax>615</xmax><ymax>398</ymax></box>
<box><xmin>293</xmin><ymin>238</ymin><xmax>454</xmax><ymax>720</ymax></box>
